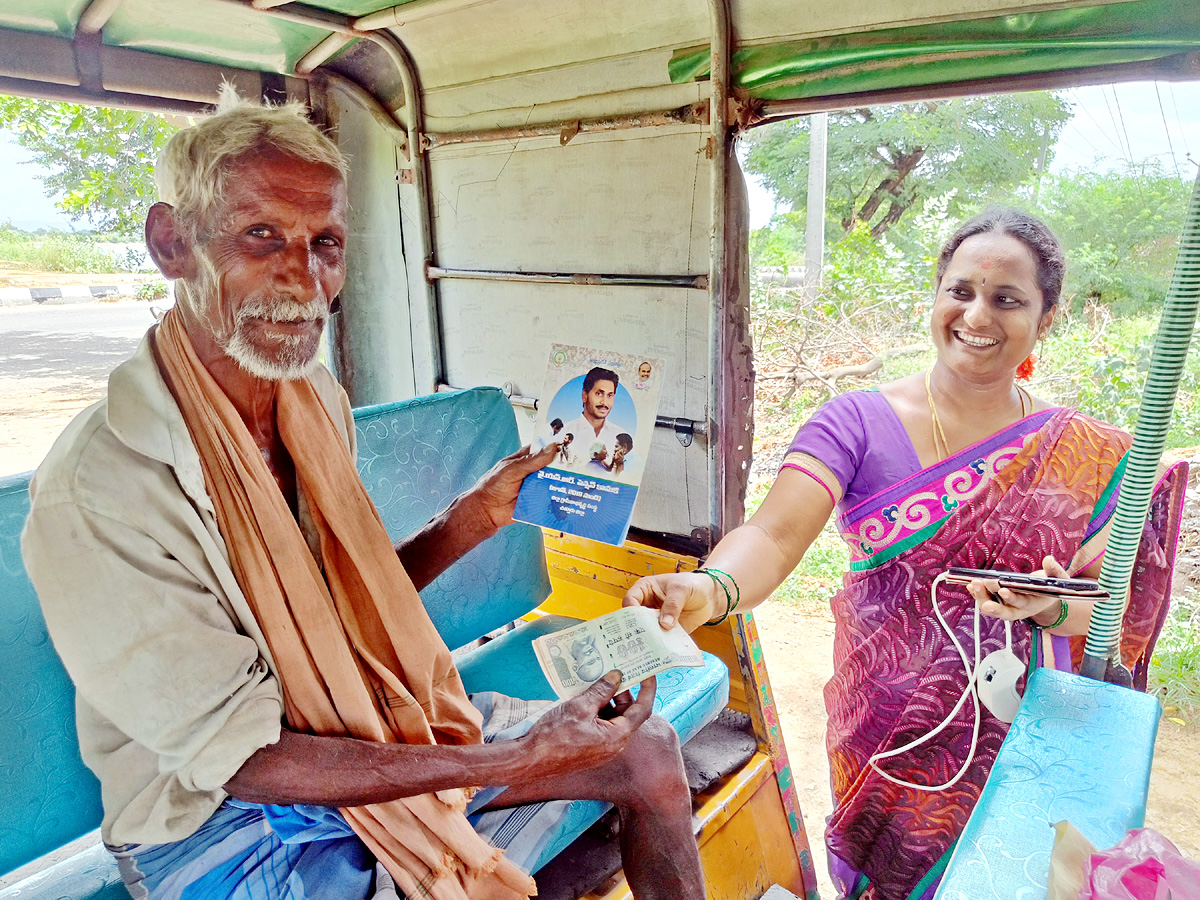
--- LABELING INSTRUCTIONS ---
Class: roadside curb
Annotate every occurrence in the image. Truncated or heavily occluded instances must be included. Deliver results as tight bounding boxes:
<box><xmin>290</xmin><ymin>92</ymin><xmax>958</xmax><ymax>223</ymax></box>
<box><xmin>0</xmin><ymin>282</ymin><xmax>166</xmax><ymax>307</ymax></box>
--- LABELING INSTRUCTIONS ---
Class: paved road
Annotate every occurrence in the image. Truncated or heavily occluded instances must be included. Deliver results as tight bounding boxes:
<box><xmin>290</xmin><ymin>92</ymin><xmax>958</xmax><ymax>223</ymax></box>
<box><xmin>0</xmin><ymin>301</ymin><xmax>157</xmax><ymax>383</ymax></box>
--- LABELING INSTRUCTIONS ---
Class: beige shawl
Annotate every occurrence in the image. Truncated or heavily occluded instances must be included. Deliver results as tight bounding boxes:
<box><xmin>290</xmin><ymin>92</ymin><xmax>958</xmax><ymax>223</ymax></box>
<box><xmin>154</xmin><ymin>308</ymin><xmax>535</xmax><ymax>899</ymax></box>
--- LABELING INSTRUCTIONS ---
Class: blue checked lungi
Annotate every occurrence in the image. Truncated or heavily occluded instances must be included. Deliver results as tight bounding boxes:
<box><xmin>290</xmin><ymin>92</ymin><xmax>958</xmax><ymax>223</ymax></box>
<box><xmin>109</xmin><ymin>693</ymin><xmax>571</xmax><ymax>900</ymax></box>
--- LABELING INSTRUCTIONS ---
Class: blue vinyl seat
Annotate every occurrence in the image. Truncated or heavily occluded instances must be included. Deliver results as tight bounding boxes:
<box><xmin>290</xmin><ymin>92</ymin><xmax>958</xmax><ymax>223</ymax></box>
<box><xmin>353</xmin><ymin>388</ymin><xmax>730</xmax><ymax>874</ymax></box>
<box><xmin>934</xmin><ymin>667</ymin><xmax>1160</xmax><ymax>899</ymax></box>
<box><xmin>0</xmin><ymin>386</ymin><xmax>728</xmax><ymax>897</ymax></box>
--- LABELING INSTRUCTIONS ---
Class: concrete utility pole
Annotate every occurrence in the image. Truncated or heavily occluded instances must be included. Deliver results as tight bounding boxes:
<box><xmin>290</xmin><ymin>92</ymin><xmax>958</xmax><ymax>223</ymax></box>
<box><xmin>804</xmin><ymin>112</ymin><xmax>828</xmax><ymax>301</ymax></box>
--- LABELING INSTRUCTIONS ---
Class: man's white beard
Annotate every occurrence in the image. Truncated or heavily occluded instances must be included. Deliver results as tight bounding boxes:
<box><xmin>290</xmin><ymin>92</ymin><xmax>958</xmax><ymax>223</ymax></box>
<box><xmin>223</xmin><ymin>295</ymin><xmax>328</xmax><ymax>381</ymax></box>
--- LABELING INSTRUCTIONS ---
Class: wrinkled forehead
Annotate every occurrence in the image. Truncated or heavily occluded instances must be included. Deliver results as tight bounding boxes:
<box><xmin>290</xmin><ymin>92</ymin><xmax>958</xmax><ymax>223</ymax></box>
<box><xmin>200</xmin><ymin>148</ymin><xmax>347</xmax><ymax>230</ymax></box>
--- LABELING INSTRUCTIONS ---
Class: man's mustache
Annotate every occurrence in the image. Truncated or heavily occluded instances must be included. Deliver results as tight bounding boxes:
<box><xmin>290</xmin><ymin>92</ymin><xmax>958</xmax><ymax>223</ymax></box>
<box><xmin>235</xmin><ymin>295</ymin><xmax>328</xmax><ymax>326</ymax></box>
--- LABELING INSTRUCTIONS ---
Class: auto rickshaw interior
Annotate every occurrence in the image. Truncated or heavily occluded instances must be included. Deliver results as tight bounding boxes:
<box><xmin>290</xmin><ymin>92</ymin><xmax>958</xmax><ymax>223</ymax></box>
<box><xmin>1</xmin><ymin>1</ymin><xmax>1199</xmax><ymax>899</ymax></box>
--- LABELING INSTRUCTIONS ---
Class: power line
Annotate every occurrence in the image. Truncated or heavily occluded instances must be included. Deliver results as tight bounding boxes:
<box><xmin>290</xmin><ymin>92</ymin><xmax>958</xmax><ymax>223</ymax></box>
<box><xmin>1103</xmin><ymin>85</ymin><xmax>1133</xmax><ymax>164</ymax></box>
<box><xmin>1167</xmin><ymin>83</ymin><xmax>1191</xmax><ymax>159</ymax></box>
<box><xmin>1070</xmin><ymin>88</ymin><xmax>1127</xmax><ymax>160</ymax></box>
<box><xmin>1154</xmin><ymin>82</ymin><xmax>1181</xmax><ymax>179</ymax></box>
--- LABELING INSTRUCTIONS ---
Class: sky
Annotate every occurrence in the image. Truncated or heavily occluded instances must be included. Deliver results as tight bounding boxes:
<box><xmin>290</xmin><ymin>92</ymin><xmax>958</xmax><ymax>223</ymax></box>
<box><xmin>2</xmin><ymin>80</ymin><xmax>1199</xmax><ymax>232</ymax></box>
<box><xmin>0</xmin><ymin>137</ymin><xmax>76</xmax><ymax>231</ymax></box>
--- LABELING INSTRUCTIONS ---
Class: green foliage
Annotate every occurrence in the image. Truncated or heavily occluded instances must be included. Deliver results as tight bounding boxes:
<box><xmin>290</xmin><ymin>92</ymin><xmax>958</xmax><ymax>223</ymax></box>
<box><xmin>1150</xmin><ymin>590</ymin><xmax>1200</xmax><ymax>722</ymax></box>
<box><xmin>0</xmin><ymin>224</ymin><xmax>120</xmax><ymax>272</ymax></box>
<box><xmin>744</xmin><ymin>92</ymin><xmax>1071</xmax><ymax>239</ymax></box>
<box><xmin>135</xmin><ymin>280</ymin><xmax>168</xmax><ymax>301</ymax></box>
<box><xmin>748</xmin><ymin>210</ymin><xmax>806</xmax><ymax>270</ymax></box>
<box><xmin>0</xmin><ymin>96</ymin><xmax>176</xmax><ymax>237</ymax></box>
<box><xmin>1038</xmin><ymin>161</ymin><xmax>1192</xmax><ymax>314</ymax></box>
<box><xmin>1035</xmin><ymin>311</ymin><xmax>1200</xmax><ymax>447</ymax></box>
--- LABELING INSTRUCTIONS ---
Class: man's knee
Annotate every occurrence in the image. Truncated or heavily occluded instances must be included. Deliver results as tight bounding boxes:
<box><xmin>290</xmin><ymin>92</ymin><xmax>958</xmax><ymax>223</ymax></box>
<box><xmin>619</xmin><ymin>715</ymin><xmax>689</xmax><ymax>810</ymax></box>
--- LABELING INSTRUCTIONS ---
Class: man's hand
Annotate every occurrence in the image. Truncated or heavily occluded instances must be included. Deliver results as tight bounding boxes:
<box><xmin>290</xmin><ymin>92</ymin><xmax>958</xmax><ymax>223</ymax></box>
<box><xmin>471</xmin><ymin>442</ymin><xmax>558</xmax><ymax>533</ymax></box>
<box><xmin>521</xmin><ymin>671</ymin><xmax>656</xmax><ymax>774</ymax></box>
<box><xmin>623</xmin><ymin>572</ymin><xmax>720</xmax><ymax>632</ymax></box>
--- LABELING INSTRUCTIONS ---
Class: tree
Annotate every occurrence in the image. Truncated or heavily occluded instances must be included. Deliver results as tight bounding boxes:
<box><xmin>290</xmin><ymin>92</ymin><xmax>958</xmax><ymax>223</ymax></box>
<box><xmin>744</xmin><ymin>92</ymin><xmax>1072</xmax><ymax>240</ymax></box>
<box><xmin>1038</xmin><ymin>160</ymin><xmax>1193</xmax><ymax>310</ymax></box>
<box><xmin>0</xmin><ymin>96</ymin><xmax>177</xmax><ymax>236</ymax></box>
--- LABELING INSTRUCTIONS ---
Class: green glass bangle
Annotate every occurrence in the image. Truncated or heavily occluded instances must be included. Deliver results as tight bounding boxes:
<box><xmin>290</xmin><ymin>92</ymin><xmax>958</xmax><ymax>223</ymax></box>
<box><xmin>701</xmin><ymin>566</ymin><xmax>741</xmax><ymax>613</ymax></box>
<box><xmin>696</xmin><ymin>568</ymin><xmax>733</xmax><ymax>625</ymax></box>
<box><xmin>1042</xmin><ymin>597</ymin><xmax>1070</xmax><ymax>630</ymax></box>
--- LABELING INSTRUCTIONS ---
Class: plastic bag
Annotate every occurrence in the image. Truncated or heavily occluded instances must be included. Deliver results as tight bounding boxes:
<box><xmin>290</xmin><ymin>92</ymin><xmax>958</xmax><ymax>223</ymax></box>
<box><xmin>1079</xmin><ymin>827</ymin><xmax>1200</xmax><ymax>900</ymax></box>
<box><xmin>1048</xmin><ymin>821</ymin><xmax>1097</xmax><ymax>900</ymax></box>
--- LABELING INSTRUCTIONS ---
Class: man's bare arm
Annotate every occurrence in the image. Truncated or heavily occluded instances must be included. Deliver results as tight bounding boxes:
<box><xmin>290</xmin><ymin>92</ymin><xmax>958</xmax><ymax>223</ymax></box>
<box><xmin>224</xmin><ymin>671</ymin><xmax>651</xmax><ymax>807</ymax></box>
<box><xmin>395</xmin><ymin>443</ymin><xmax>556</xmax><ymax>591</ymax></box>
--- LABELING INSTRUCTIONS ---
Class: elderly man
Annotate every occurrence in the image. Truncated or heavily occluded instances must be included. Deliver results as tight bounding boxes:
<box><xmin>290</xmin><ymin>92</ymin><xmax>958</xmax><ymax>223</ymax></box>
<box><xmin>22</xmin><ymin>95</ymin><xmax>703</xmax><ymax>900</ymax></box>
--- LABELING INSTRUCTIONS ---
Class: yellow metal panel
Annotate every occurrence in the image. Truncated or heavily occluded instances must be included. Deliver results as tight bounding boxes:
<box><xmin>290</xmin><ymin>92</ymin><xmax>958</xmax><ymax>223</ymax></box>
<box><xmin>577</xmin><ymin>753</ymin><xmax>805</xmax><ymax>900</ymax></box>
<box><xmin>694</xmin><ymin>752</ymin><xmax>774</xmax><ymax>840</ymax></box>
<box><xmin>696</xmin><ymin>776</ymin><xmax>808</xmax><ymax>899</ymax></box>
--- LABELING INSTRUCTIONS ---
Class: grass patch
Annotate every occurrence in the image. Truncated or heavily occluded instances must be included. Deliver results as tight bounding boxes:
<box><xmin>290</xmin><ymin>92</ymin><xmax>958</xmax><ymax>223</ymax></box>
<box><xmin>744</xmin><ymin>478</ymin><xmax>849</xmax><ymax>615</ymax></box>
<box><xmin>1150</xmin><ymin>590</ymin><xmax>1200</xmax><ymax>725</ymax></box>
<box><xmin>0</xmin><ymin>226</ymin><xmax>149</xmax><ymax>274</ymax></box>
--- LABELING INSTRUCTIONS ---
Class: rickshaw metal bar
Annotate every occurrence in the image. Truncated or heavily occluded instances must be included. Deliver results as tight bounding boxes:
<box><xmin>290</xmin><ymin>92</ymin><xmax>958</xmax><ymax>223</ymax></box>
<box><xmin>426</xmin><ymin>266</ymin><xmax>709</xmax><ymax>290</ymax></box>
<box><xmin>358</xmin><ymin>28</ymin><xmax>445</xmax><ymax>384</ymax></box>
<box><xmin>354</xmin><ymin>0</ymin><xmax>497</xmax><ymax>31</ymax></box>
<box><xmin>707</xmin><ymin>0</ymin><xmax>731</xmax><ymax>544</ymax></box>
<box><xmin>423</xmin><ymin>103</ymin><xmax>710</xmax><ymax>149</ymax></box>
<box><xmin>76</xmin><ymin>0</ymin><xmax>125</xmax><ymax>34</ymax></box>
<box><xmin>1081</xmin><ymin>169</ymin><xmax>1200</xmax><ymax>680</ymax></box>
<box><xmin>215</xmin><ymin>0</ymin><xmax>353</xmax><ymax>32</ymax></box>
<box><xmin>310</xmin><ymin>71</ymin><xmax>408</xmax><ymax>152</ymax></box>
<box><xmin>222</xmin><ymin>0</ymin><xmax>447</xmax><ymax>387</ymax></box>
<box><xmin>753</xmin><ymin>51</ymin><xmax>1200</xmax><ymax>125</ymax></box>
<box><xmin>0</xmin><ymin>74</ymin><xmax>212</xmax><ymax>115</ymax></box>
<box><xmin>296</xmin><ymin>32</ymin><xmax>357</xmax><ymax>75</ymax></box>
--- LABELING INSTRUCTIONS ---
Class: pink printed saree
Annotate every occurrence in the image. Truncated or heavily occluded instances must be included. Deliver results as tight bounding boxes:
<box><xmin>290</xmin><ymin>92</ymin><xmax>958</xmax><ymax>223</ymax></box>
<box><xmin>807</xmin><ymin>406</ymin><xmax>1184</xmax><ymax>900</ymax></box>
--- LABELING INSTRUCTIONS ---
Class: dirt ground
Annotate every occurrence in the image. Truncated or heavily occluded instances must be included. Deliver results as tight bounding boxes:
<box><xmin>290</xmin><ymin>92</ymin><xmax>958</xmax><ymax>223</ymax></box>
<box><xmin>2</xmin><ymin>310</ymin><xmax>1197</xmax><ymax>894</ymax></box>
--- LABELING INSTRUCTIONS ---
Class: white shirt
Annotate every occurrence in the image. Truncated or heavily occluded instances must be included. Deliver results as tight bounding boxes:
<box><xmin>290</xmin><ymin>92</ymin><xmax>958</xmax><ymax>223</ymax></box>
<box><xmin>21</xmin><ymin>335</ymin><xmax>355</xmax><ymax>845</ymax></box>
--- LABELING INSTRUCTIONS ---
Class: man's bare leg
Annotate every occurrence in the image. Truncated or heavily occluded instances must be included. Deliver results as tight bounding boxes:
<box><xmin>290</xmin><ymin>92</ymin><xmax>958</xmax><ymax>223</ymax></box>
<box><xmin>482</xmin><ymin>715</ymin><xmax>704</xmax><ymax>900</ymax></box>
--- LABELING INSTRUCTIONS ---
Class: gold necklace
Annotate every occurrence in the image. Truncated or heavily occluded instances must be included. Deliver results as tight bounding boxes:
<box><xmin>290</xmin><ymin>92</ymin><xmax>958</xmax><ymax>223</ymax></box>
<box><xmin>926</xmin><ymin>371</ymin><xmax>1033</xmax><ymax>462</ymax></box>
<box><xmin>925</xmin><ymin>370</ymin><xmax>950</xmax><ymax>461</ymax></box>
<box><xmin>1017</xmin><ymin>385</ymin><xmax>1031</xmax><ymax>418</ymax></box>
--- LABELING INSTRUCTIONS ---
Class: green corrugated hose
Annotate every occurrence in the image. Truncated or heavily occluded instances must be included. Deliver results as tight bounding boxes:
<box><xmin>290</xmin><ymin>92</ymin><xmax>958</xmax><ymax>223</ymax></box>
<box><xmin>1081</xmin><ymin>169</ymin><xmax>1200</xmax><ymax>681</ymax></box>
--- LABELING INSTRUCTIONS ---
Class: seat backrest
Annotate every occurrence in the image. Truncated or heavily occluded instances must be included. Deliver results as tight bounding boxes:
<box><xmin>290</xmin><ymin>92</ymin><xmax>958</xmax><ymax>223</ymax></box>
<box><xmin>0</xmin><ymin>472</ymin><xmax>104</xmax><ymax>877</ymax></box>
<box><xmin>353</xmin><ymin>387</ymin><xmax>552</xmax><ymax>651</ymax></box>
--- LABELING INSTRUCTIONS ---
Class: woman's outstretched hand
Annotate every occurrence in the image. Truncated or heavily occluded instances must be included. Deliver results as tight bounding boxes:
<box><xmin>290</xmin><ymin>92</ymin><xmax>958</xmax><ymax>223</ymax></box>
<box><xmin>623</xmin><ymin>572</ymin><xmax>720</xmax><ymax>632</ymax></box>
<box><xmin>966</xmin><ymin>555</ymin><xmax>1077</xmax><ymax>625</ymax></box>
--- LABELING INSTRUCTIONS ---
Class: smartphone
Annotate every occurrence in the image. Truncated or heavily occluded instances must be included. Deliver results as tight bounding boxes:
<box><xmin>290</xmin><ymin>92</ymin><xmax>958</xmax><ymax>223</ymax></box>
<box><xmin>944</xmin><ymin>566</ymin><xmax>1108</xmax><ymax>601</ymax></box>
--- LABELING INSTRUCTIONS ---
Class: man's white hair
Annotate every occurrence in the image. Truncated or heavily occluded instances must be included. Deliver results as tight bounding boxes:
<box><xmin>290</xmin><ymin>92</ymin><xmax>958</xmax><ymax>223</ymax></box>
<box><xmin>156</xmin><ymin>85</ymin><xmax>347</xmax><ymax>318</ymax></box>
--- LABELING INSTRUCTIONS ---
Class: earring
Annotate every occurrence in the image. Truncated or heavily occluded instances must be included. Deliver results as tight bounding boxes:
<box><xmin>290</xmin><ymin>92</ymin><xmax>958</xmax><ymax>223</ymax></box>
<box><xmin>1016</xmin><ymin>354</ymin><xmax>1036</xmax><ymax>381</ymax></box>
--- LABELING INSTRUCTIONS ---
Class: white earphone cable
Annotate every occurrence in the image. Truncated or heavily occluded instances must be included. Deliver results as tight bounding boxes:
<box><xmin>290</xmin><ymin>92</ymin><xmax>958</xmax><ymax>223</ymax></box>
<box><xmin>866</xmin><ymin>573</ymin><xmax>983</xmax><ymax>793</ymax></box>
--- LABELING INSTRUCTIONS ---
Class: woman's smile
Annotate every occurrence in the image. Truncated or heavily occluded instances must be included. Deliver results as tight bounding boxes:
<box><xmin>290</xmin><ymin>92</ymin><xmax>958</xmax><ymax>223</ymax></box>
<box><xmin>952</xmin><ymin>330</ymin><xmax>1000</xmax><ymax>348</ymax></box>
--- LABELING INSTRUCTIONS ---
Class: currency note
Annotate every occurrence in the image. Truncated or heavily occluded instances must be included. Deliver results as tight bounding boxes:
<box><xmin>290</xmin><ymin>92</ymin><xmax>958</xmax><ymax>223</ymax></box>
<box><xmin>532</xmin><ymin>606</ymin><xmax>704</xmax><ymax>699</ymax></box>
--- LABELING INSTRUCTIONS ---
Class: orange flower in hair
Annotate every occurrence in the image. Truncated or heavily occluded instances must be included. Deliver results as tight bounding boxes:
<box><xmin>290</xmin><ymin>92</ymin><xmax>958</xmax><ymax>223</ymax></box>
<box><xmin>1016</xmin><ymin>354</ymin><xmax>1036</xmax><ymax>381</ymax></box>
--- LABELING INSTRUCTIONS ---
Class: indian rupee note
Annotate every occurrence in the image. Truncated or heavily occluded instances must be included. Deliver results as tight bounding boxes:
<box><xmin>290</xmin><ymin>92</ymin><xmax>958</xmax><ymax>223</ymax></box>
<box><xmin>532</xmin><ymin>606</ymin><xmax>704</xmax><ymax>699</ymax></box>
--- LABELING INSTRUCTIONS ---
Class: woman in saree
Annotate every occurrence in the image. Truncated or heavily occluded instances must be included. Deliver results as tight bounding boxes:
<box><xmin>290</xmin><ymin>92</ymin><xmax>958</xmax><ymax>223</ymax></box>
<box><xmin>624</xmin><ymin>208</ymin><xmax>1185</xmax><ymax>900</ymax></box>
